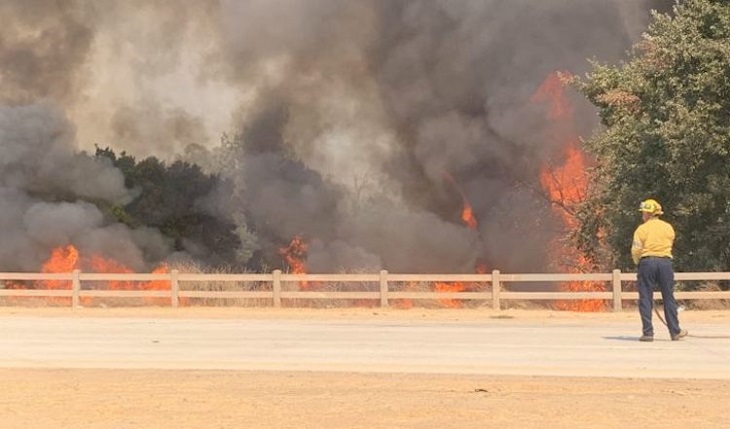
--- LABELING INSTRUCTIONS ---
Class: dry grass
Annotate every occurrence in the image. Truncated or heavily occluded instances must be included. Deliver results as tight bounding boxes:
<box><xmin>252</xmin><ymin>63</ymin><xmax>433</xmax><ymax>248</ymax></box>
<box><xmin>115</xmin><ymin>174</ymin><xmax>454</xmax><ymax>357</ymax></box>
<box><xmin>685</xmin><ymin>282</ymin><xmax>730</xmax><ymax>310</ymax></box>
<box><xmin>386</xmin><ymin>280</ymin><xmax>492</xmax><ymax>310</ymax></box>
<box><xmin>173</xmin><ymin>261</ymin><xmax>271</xmax><ymax>307</ymax></box>
<box><xmin>0</xmin><ymin>297</ymin><xmax>71</xmax><ymax>307</ymax></box>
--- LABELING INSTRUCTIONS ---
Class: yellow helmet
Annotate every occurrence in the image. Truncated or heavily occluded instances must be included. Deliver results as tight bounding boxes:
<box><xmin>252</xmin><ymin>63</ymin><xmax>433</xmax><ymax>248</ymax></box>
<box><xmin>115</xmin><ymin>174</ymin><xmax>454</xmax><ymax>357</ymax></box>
<box><xmin>639</xmin><ymin>199</ymin><xmax>663</xmax><ymax>215</ymax></box>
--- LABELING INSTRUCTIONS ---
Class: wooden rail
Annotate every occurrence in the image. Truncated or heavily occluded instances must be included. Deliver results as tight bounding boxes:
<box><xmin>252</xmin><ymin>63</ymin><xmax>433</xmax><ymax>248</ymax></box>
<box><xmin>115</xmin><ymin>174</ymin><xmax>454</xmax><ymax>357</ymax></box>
<box><xmin>0</xmin><ymin>269</ymin><xmax>729</xmax><ymax>310</ymax></box>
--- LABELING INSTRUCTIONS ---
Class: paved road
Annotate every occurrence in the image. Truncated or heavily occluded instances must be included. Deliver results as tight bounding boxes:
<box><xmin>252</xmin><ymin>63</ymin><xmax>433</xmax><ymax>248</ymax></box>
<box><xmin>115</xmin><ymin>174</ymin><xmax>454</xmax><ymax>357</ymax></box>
<box><xmin>1</xmin><ymin>317</ymin><xmax>729</xmax><ymax>379</ymax></box>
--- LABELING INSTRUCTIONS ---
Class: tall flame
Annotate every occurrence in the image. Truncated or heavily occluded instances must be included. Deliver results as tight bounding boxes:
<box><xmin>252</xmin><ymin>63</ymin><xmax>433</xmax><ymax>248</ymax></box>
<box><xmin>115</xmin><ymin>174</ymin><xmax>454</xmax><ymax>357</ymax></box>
<box><xmin>40</xmin><ymin>245</ymin><xmax>79</xmax><ymax>290</ymax></box>
<box><xmin>540</xmin><ymin>143</ymin><xmax>587</xmax><ymax>229</ymax></box>
<box><xmin>278</xmin><ymin>235</ymin><xmax>313</xmax><ymax>290</ymax></box>
<box><xmin>530</xmin><ymin>71</ymin><xmax>574</xmax><ymax>120</ymax></box>
<box><xmin>532</xmin><ymin>71</ymin><xmax>605</xmax><ymax>312</ymax></box>
<box><xmin>278</xmin><ymin>235</ymin><xmax>308</xmax><ymax>275</ymax></box>
<box><xmin>461</xmin><ymin>202</ymin><xmax>478</xmax><ymax>231</ymax></box>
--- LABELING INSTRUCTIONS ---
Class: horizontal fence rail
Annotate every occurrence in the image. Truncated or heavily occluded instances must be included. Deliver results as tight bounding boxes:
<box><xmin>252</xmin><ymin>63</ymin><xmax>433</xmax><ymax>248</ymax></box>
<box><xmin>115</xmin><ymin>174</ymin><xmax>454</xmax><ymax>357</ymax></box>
<box><xmin>0</xmin><ymin>269</ymin><xmax>729</xmax><ymax>310</ymax></box>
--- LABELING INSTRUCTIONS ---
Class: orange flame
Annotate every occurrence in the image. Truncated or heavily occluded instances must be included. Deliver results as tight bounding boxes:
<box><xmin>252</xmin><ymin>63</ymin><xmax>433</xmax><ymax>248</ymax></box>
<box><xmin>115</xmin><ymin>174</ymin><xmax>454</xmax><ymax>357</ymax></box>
<box><xmin>40</xmin><ymin>245</ymin><xmax>79</xmax><ymax>290</ymax></box>
<box><xmin>443</xmin><ymin>172</ymin><xmax>478</xmax><ymax>231</ymax></box>
<box><xmin>87</xmin><ymin>254</ymin><xmax>170</xmax><ymax>304</ymax></box>
<box><xmin>540</xmin><ymin>143</ymin><xmax>587</xmax><ymax>229</ymax></box>
<box><xmin>11</xmin><ymin>245</ymin><xmax>170</xmax><ymax>306</ymax></box>
<box><xmin>533</xmin><ymin>71</ymin><xmax>606</xmax><ymax>312</ymax></box>
<box><xmin>437</xmin><ymin>172</ymin><xmax>484</xmax><ymax>306</ymax></box>
<box><xmin>434</xmin><ymin>282</ymin><xmax>465</xmax><ymax>308</ymax></box>
<box><xmin>461</xmin><ymin>203</ymin><xmax>478</xmax><ymax>231</ymax></box>
<box><xmin>278</xmin><ymin>235</ymin><xmax>308</xmax><ymax>274</ymax></box>
<box><xmin>278</xmin><ymin>235</ymin><xmax>313</xmax><ymax>290</ymax></box>
<box><xmin>4</xmin><ymin>245</ymin><xmax>79</xmax><ymax>304</ymax></box>
<box><xmin>393</xmin><ymin>281</ymin><xmax>417</xmax><ymax>309</ymax></box>
<box><xmin>530</xmin><ymin>70</ymin><xmax>574</xmax><ymax>120</ymax></box>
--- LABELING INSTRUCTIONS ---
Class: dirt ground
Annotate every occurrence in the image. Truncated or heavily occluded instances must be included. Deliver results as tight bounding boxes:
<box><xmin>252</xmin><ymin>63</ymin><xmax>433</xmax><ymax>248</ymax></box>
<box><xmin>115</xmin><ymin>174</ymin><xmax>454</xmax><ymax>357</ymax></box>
<box><xmin>1</xmin><ymin>307</ymin><xmax>729</xmax><ymax>429</ymax></box>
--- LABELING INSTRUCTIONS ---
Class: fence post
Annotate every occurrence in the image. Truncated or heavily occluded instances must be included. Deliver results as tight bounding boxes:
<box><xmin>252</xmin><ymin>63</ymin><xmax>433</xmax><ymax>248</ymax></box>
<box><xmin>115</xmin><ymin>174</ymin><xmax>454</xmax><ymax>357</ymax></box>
<box><xmin>491</xmin><ymin>270</ymin><xmax>501</xmax><ymax>310</ymax></box>
<box><xmin>273</xmin><ymin>270</ymin><xmax>282</xmax><ymax>308</ymax></box>
<box><xmin>379</xmin><ymin>270</ymin><xmax>389</xmax><ymax>308</ymax></box>
<box><xmin>72</xmin><ymin>269</ymin><xmax>81</xmax><ymax>308</ymax></box>
<box><xmin>170</xmin><ymin>270</ymin><xmax>180</xmax><ymax>308</ymax></box>
<box><xmin>612</xmin><ymin>269</ymin><xmax>622</xmax><ymax>312</ymax></box>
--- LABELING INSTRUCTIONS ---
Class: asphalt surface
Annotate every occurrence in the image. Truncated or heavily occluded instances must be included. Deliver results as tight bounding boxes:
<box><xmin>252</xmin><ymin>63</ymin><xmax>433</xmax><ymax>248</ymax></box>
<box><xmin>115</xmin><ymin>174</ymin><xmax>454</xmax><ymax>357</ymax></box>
<box><xmin>1</xmin><ymin>317</ymin><xmax>729</xmax><ymax>379</ymax></box>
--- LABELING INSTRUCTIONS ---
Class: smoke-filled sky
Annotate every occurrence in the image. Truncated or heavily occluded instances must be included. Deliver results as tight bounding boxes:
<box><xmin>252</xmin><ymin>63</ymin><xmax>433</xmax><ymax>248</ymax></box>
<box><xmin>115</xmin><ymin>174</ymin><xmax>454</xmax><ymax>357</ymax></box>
<box><xmin>0</xmin><ymin>0</ymin><xmax>670</xmax><ymax>273</ymax></box>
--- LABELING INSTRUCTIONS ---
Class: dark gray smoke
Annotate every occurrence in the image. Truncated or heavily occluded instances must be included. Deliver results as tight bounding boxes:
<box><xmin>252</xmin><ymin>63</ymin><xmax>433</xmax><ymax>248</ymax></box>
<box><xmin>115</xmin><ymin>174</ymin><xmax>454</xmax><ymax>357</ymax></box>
<box><xmin>0</xmin><ymin>104</ymin><xmax>169</xmax><ymax>271</ymax></box>
<box><xmin>0</xmin><ymin>0</ymin><xmax>670</xmax><ymax>273</ymax></box>
<box><xmin>216</xmin><ymin>0</ymin><xmax>666</xmax><ymax>273</ymax></box>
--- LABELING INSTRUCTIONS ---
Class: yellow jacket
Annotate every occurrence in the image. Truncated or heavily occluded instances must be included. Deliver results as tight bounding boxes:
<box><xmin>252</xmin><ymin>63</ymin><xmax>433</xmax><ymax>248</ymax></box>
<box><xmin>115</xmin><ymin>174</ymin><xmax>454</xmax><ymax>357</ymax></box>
<box><xmin>631</xmin><ymin>217</ymin><xmax>675</xmax><ymax>265</ymax></box>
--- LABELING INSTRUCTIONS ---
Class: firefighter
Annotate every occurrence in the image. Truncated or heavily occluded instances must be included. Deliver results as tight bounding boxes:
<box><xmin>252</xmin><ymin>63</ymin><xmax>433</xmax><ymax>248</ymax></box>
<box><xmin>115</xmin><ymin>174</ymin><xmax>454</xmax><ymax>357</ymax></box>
<box><xmin>632</xmin><ymin>199</ymin><xmax>687</xmax><ymax>342</ymax></box>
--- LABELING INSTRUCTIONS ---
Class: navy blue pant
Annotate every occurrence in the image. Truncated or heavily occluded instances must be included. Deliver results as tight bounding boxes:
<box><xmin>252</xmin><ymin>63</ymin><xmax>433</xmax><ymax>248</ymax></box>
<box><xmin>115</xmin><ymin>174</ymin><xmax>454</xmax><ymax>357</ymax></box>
<box><xmin>637</xmin><ymin>257</ymin><xmax>681</xmax><ymax>337</ymax></box>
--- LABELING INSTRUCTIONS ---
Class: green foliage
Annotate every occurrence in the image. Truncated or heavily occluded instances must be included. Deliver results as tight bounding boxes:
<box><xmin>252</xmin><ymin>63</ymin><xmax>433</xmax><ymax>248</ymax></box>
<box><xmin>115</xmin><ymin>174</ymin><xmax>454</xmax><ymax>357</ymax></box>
<box><xmin>95</xmin><ymin>146</ymin><xmax>244</xmax><ymax>267</ymax></box>
<box><xmin>573</xmin><ymin>0</ymin><xmax>730</xmax><ymax>272</ymax></box>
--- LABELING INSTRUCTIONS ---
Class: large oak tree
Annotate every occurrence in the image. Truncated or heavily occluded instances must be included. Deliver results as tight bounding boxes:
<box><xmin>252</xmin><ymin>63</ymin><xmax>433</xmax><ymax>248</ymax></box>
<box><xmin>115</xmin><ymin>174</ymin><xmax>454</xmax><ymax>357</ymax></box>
<box><xmin>572</xmin><ymin>0</ymin><xmax>730</xmax><ymax>272</ymax></box>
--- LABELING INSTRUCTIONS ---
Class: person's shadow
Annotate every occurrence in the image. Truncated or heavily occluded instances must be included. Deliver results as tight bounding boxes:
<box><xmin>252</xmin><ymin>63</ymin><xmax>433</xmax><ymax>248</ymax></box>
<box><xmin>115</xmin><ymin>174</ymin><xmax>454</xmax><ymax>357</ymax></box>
<box><xmin>603</xmin><ymin>336</ymin><xmax>646</xmax><ymax>342</ymax></box>
<box><xmin>606</xmin><ymin>334</ymin><xmax>730</xmax><ymax>340</ymax></box>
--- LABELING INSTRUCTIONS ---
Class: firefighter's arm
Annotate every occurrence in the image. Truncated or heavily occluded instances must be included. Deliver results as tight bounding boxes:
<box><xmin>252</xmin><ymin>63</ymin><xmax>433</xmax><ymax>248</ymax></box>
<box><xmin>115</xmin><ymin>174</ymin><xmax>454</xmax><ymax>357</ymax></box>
<box><xmin>631</xmin><ymin>228</ymin><xmax>644</xmax><ymax>265</ymax></box>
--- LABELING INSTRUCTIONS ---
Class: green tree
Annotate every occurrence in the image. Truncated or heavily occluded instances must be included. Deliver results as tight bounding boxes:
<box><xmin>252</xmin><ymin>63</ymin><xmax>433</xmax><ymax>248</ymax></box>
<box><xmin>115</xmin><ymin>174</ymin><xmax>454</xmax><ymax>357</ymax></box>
<box><xmin>95</xmin><ymin>147</ymin><xmax>244</xmax><ymax>267</ymax></box>
<box><xmin>572</xmin><ymin>0</ymin><xmax>730</xmax><ymax>272</ymax></box>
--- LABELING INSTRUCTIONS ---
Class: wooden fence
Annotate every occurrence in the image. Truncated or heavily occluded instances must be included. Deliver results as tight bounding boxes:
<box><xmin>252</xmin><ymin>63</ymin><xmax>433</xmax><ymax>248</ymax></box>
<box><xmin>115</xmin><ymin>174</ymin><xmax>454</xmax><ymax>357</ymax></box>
<box><xmin>1</xmin><ymin>270</ymin><xmax>729</xmax><ymax>310</ymax></box>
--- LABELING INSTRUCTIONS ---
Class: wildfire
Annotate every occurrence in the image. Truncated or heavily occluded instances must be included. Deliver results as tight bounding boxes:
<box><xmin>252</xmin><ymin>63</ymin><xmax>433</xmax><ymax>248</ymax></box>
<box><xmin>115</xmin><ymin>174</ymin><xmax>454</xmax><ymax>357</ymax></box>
<box><xmin>89</xmin><ymin>254</ymin><xmax>170</xmax><ymax>294</ymax></box>
<box><xmin>434</xmin><ymin>282</ymin><xmax>465</xmax><ymax>309</ymax></box>
<box><xmin>540</xmin><ymin>144</ymin><xmax>586</xmax><ymax>229</ymax></box>
<box><xmin>461</xmin><ymin>202</ymin><xmax>478</xmax><ymax>231</ymax></box>
<box><xmin>278</xmin><ymin>235</ymin><xmax>308</xmax><ymax>275</ymax></box>
<box><xmin>278</xmin><ymin>235</ymin><xmax>314</xmax><ymax>290</ymax></box>
<box><xmin>399</xmin><ymin>173</ymin><xmax>489</xmax><ymax>309</ymax></box>
<box><xmin>532</xmin><ymin>71</ymin><xmax>606</xmax><ymax>312</ymax></box>
<box><xmin>394</xmin><ymin>282</ymin><xmax>417</xmax><ymax>309</ymax></box>
<box><xmin>40</xmin><ymin>245</ymin><xmax>79</xmax><ymax>290</ymax></box>
<box><xmin>443</xmin><ymin>172</ymin><xmax>478</xmax><ymax>231</ymax></box>
<box><xmin>12</xmin><ymin>244</ymin><xmax>170</xmax><ymax>306</ymax></box>
<box><xmin>530</xmin><ymin>70</ymin><xmax>574</xmax><ymax>120</ymax></box>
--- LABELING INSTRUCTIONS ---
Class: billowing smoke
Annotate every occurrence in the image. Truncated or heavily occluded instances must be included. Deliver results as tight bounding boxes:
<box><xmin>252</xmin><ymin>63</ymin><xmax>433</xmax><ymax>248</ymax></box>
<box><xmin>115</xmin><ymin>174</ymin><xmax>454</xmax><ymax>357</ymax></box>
<box><xmin>0</xmin><ymin>104</ymin><xmax>169</xmax><ymax>271</ymax></box>
<box><xmin>215</xmin><ymin>0</ymin><xmax>667</xmax><ymax>273</ymax></box>
<box><xmin>0</xmin><ymin>0</ymin><xmax>669</xmax><ymax>273</ymax></box>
